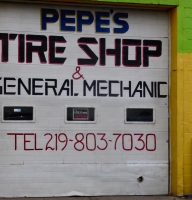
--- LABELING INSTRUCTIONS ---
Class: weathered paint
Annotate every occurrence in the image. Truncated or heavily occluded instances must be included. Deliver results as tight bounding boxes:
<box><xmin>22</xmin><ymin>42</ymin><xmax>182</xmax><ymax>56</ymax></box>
<box><xmin>171</xmin><ymin>0</ymin><xmax>192</xmax><ymax>195</ymax></box>
<box><xmin>2</xmin><ymin>0</ymin><xmax>192</xmax><ymax>196</ymax></box>
<box><xmin>89</xmin><ymin>0</ymin><xmax>179</xmax><ymax>5</ymax></box>
<box><xmin>26</xmin><ymin>0</ymin><xmax>179</xmax><ymax>6</ymax></box>
<box><xmin>170</xmin><ymin>52</ymin><xmax>192</xmax><ymax>195</ymax></box>
<box><xmin>0</xmin><ymin>2</ymin><xmax>169</xmax><ymax>196</ymax></box>
<box><xmin>181</xmin><ymin>53</ymin><xmax>192</xmax><ymax>194</ymax></box>
<box><xmin>178</xmin><ymin>2</ymin><xmax>192</xmax><ymax>53</ymax></box>
<box><xmin>170</xmin><ymin>7</ymin><xmax>182</xmax><ymax>196</ymax></box>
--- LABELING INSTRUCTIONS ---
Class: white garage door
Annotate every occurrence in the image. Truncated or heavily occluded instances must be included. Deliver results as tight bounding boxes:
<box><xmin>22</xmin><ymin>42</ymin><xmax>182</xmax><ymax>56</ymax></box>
<box><xmin>0</xmin><ymin>2</ymin><xmax>169</xmax><ymax>197</ymax></box>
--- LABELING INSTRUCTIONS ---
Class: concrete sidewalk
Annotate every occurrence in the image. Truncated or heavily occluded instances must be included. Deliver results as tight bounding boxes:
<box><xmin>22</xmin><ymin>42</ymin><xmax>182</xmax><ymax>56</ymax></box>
<box><xmin>0</xmin><ymin>196</ymin><xmax>191</xmax><ymax>200</ymax></box>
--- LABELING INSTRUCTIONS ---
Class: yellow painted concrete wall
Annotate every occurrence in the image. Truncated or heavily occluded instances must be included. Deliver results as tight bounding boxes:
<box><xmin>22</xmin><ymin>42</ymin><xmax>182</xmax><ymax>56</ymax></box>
<box><xmin>171</xmin><ymin>2</ymin><xmax>192</xmax><ymax>195</ymax></box>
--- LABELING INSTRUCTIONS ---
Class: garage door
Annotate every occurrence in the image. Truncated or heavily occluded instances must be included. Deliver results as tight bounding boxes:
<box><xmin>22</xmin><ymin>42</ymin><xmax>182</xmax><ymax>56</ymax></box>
<box><xmin>0</xmin><ymin>2</ymin><xmax>169</xmax><ymax>197</ymax></box>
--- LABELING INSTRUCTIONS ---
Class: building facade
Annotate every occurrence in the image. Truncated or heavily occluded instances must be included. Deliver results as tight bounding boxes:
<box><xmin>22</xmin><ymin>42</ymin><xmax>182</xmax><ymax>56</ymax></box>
<box><xmin>0</xmin><ymin>0</ymin><xmax>191</xmax><ymax>197</ymax></box>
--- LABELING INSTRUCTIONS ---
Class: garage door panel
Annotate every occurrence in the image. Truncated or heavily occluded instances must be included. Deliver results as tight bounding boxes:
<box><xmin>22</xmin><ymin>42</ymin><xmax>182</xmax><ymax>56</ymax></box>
<box><xmin>0</xmin><ymin>164</ymin><xmax>168</xmax><ymax>197</ymax></box>
<box><xmin>1</xmin><ymin>129</ymin><xmax>168</xmax><ymax>164</ymax></box>
<box><xmin>0</xmin><ymin>2</ymin><xmax>169</xmax><ymax>197</ymax></box>
<box><xmin>0</xmin><ymin>3</ymin><xmax>168</xmax><ymax>38</ymax></box>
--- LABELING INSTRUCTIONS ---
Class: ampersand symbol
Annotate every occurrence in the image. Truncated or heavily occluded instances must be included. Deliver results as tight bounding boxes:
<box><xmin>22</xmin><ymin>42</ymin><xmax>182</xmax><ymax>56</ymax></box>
<box><xmin>72</xmin><ymin>66</ymin><xmax>84</xmax><ymax>80</ymax></box>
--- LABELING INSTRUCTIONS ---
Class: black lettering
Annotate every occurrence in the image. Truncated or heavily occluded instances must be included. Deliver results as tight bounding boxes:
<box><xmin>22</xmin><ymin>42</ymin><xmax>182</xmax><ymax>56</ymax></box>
<box><xmin>70</xmin><ymin>79</ymin><xmax>73</xmax><ymax>96</ymax></box>
<box><xmin>158</xmin><ymin>82</ymin><xmax>167</xmax><ymax>98</ymax></box>
<box><xmin>18</xmin><ymin>34</ymin><xmax>25</xmax><ymax>63</ymax></box>
<box><xmin>9</xmin><ymin>34</ymin><xmax>17</xmax><ymax>40</ymax></box>
<box><xmin>0</xmin><ymin>33</ymin><xmax>8</xmax><ymax>62</ymax></box>
<box><xmin>78</xmin><ymin>37</ymin><xmax>98</xmax><ymax>65</ymax></box>
<box><xmin>154</xmin><ymin>82</ymin><xmax>157</xmax><ymax>97</ymax></box>
<box><xmin>45</xmin><ymin>79</ymin><xmax>57</xmax><ymax>96</ymax></box>
<box><xmin>123</xmin><ymin>81</ymin><xmax>132</xmax><ymax>97</ymax></box>
<box><xmin>26</xmin><ymin>35</ymin><xmax>47</xmax><ymax>63</ymax></box>
<box><xmin>132</xmin><ymin>81</ymin><xmax>142</xmax><ymax>97</ymax></box>
<box><xmin>143</xmin><ymin>81</ymin><xmax>153</xmax><ymax>97</ymax></box>
<box><xmin>49</xmin><ymin>36</ymin><xmax>66</xmax><ymax>64</ymax></box>
<box><xmin>18</xmin><ymin>78</ymin><xmax>31</xmax><ymax>95</ymax></box>
<box><xmin>123</xmin><ymin>39</ymin><xmax>141</xmax><ymax>67</ymax></box>
<box><xmin>99</xmin><ymin>38</ymin><xmax>106</xmax><ymax>66</ymax></box>
<box><xmin>0</xmin><ymin>77</ymin><xmax>2</xmax><ymax>94</ymax></box>
<box><xmin>143</xmin><ymin>40</ymin><xmax>162</xmax><ymax>67</ymax></box>
<box><xmin>106</xmin><ymin>39</ymin><xmax>121</xmax><ymax>66</ymax></box>
<box><xmin>97</xmin><ymin>80</ymin><xmax>107</xmax><ymax>97</ymax></box>
<box><xmin>120</xmin><ymin>81</ymin><xmax>123</xmax><ymax>97</ymax></box>
<box><xmin>32</xmin><ymin>78</ymin><xmax>43</xmax><ymax>95</ymax></box>
<box><xmin>109</xmin><ymin>81</ymin><xmax>119</xmax><ymax>97</ymax></box>
<box><xmin>4</xmin><ymin>78</ymin><xmax>16</xmax><ymax>95</ymax></box>
<box><xmin>83</xmin><ymin>80</ymin><xmax>96</xmax><ymax>96</ymax></box>
<box><xmin>58</xmin><ymin>79</ymin><xmax>70</xmax><ymax>96</ymax></box>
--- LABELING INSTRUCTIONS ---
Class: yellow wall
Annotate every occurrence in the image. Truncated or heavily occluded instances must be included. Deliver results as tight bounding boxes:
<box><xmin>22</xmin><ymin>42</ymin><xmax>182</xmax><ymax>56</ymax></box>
<box><xmin>183</xmin><ymin>53</ymin><xmax>192</xmax><ymax>194</ymax></box>
<box><xmin>171</xmin><ymin>3</ymin><xmax>192</xmax><ymax>195</ymax></box>
<box><xmin>172</xmin><ymin>53</ymin><xmax>192</xmax><ymax>195</ymax></box>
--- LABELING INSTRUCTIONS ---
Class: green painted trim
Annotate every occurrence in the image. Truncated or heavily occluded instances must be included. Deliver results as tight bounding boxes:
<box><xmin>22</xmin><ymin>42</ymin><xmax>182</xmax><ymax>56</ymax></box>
<box><xmin>178</xmin><ymin>5</ymin><xmax>192</xmax><ymax>53</ymax></box>
<box><xmin>88</xmin><ymin>0</ymin><xmax>179</xmax><ymax>5</ymax></box>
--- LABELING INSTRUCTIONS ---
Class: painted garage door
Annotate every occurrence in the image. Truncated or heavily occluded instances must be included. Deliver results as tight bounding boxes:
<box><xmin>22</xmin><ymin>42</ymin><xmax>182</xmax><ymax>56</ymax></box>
<box><xmin>0</xmin><ymin>2</ymin><xmax>169</xmax><ymax>197</ymax></box>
